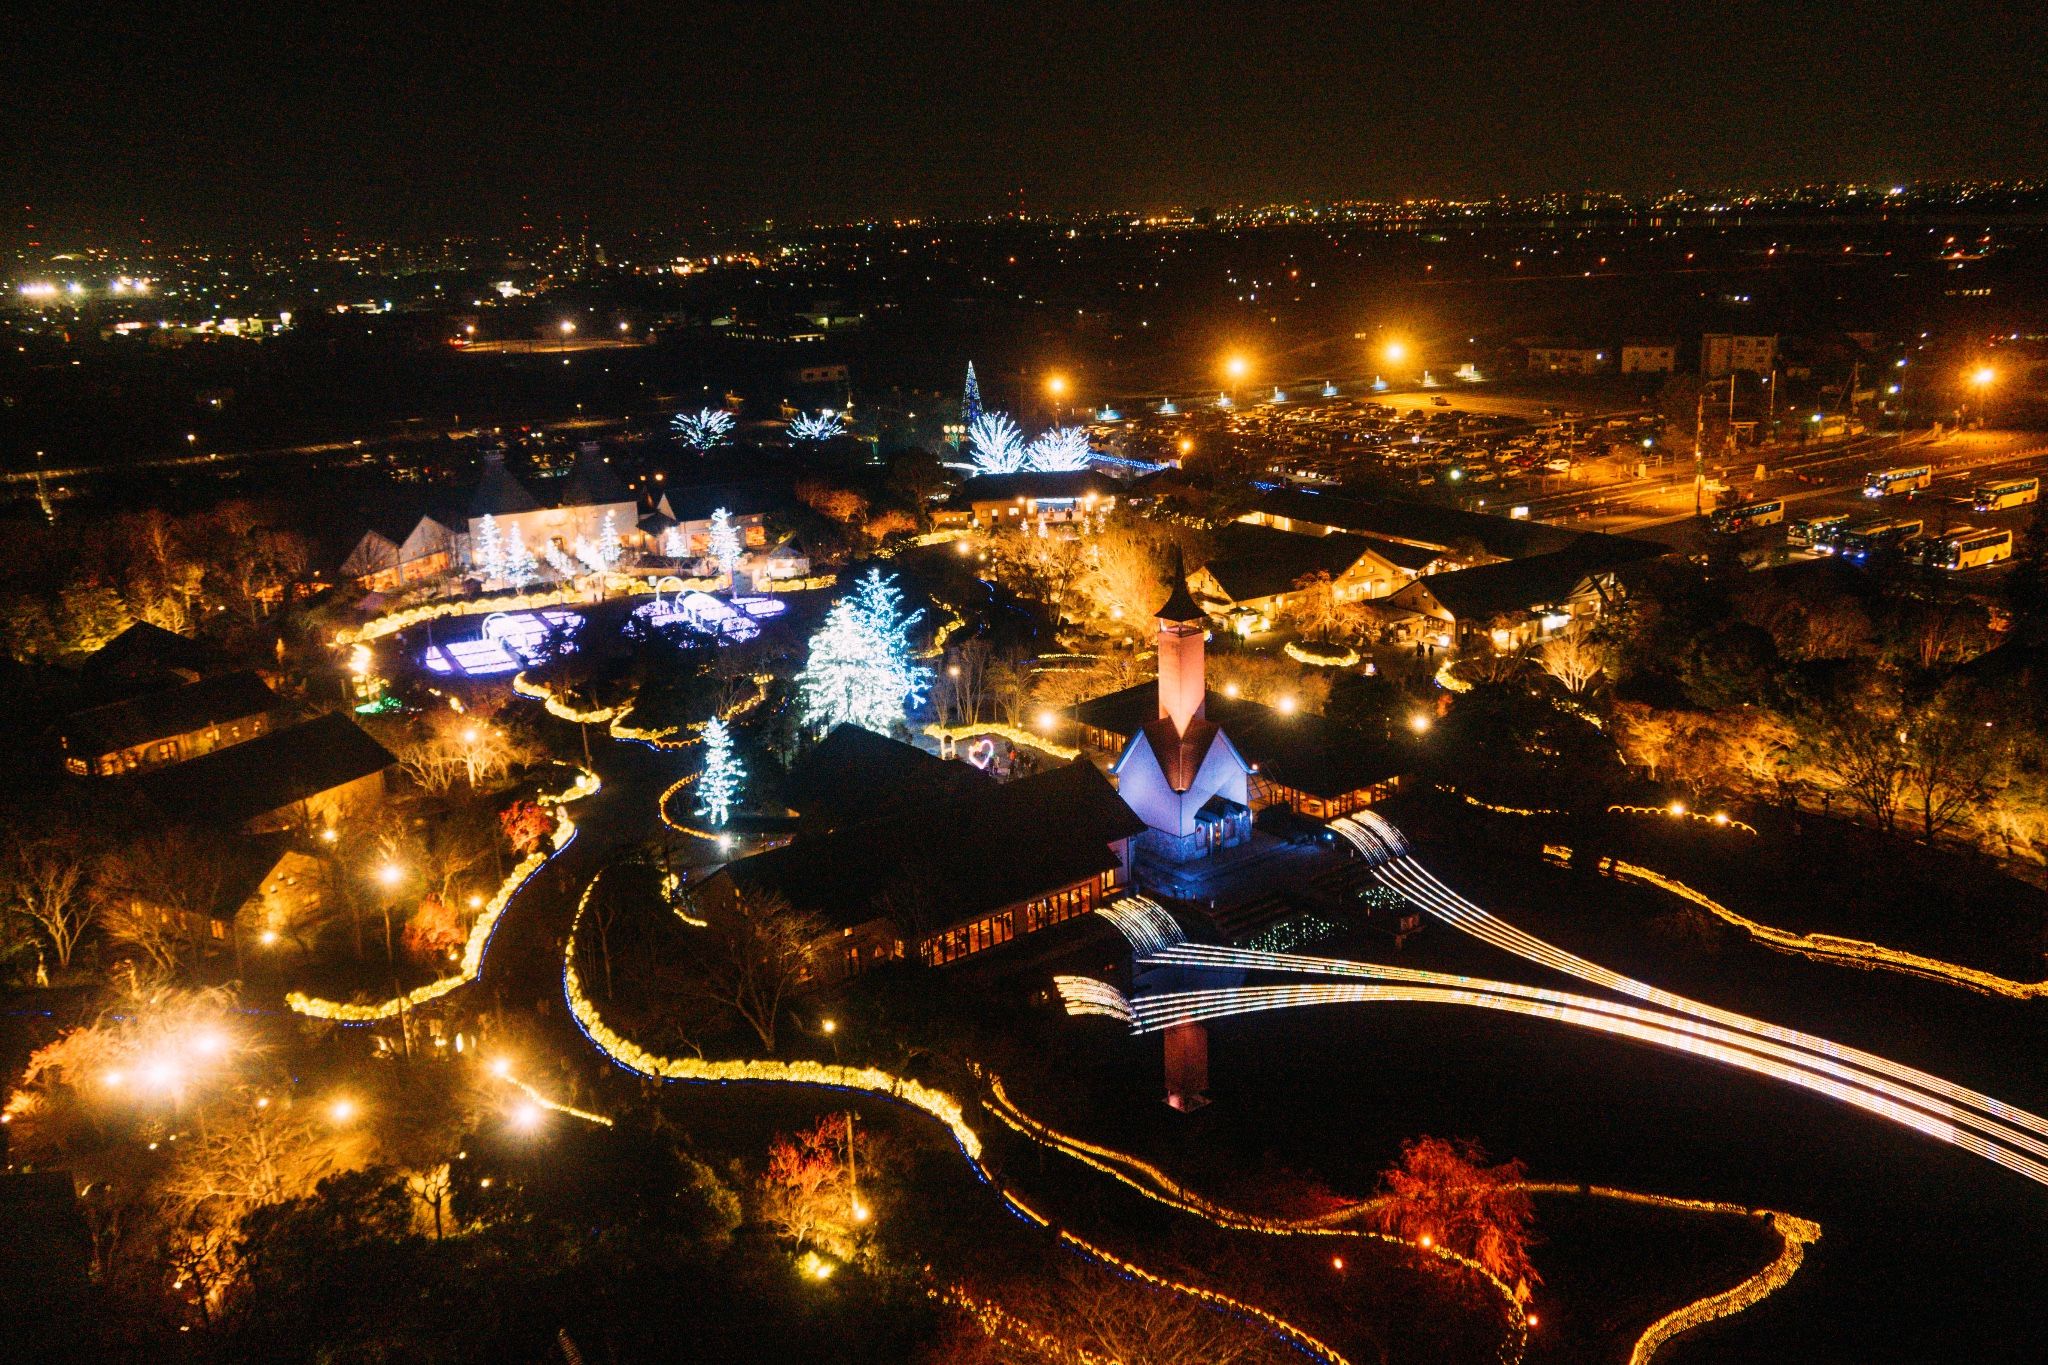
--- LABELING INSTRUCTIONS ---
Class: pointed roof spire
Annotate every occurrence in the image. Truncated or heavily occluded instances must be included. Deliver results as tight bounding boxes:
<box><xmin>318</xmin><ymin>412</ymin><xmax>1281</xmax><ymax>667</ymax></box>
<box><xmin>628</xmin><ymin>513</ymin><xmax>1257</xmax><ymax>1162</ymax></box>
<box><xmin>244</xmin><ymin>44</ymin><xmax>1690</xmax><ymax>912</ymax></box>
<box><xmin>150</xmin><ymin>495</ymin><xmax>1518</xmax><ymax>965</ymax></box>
<box><xmin>1154</xmin><ymin>543</ymin><xmax>1205</xmax><ymax>623</ymax></box>
<box><xmin>963</xmin><ymin>361</ymin><xmax>983</xmax><ymax>428</ymax></box>
<box><xmin>468</xmin><ymin>448</ymin><xmax>541</xmax><ymax>518</ymax></box>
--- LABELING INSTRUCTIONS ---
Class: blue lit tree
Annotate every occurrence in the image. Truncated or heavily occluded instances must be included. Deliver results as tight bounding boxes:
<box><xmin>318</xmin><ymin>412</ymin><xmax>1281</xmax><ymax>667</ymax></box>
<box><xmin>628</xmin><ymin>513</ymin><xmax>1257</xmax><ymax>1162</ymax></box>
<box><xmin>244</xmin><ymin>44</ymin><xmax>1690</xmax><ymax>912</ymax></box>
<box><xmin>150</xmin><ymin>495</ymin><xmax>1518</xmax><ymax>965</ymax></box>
<box><xmin>1026</xmin><ymin>426</ymin><xmax>1092</xmax><ymax>471</ymax></box>
<box><xmin>963</xmin><ymin>361</ymin><xmax>983</xmax><ymax>428</ymax></box>
<box><xmin>696</xmin><ymin>718</ymin><xmax>745</xmax><ymax>826</ymax></box>
<box><xmin>797</xmin><ymin>569</ymin><xmax>932</xmax><ymax>735</ymax></box>
<box><xmin>968</xmin><ymin>412</ymin><xmax>1028</xmax><ymax>474</ymax></box>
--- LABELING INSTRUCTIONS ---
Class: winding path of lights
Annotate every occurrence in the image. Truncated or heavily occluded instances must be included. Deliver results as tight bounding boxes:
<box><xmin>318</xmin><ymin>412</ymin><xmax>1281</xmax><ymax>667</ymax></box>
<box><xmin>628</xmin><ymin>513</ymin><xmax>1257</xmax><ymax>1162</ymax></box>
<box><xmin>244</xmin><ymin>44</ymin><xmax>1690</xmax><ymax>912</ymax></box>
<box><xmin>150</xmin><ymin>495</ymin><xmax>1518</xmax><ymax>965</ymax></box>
<box><xmin>1329</xmin><ymin>813</ymin><xmax>2048</xmax><ymax>1156</ymax></box>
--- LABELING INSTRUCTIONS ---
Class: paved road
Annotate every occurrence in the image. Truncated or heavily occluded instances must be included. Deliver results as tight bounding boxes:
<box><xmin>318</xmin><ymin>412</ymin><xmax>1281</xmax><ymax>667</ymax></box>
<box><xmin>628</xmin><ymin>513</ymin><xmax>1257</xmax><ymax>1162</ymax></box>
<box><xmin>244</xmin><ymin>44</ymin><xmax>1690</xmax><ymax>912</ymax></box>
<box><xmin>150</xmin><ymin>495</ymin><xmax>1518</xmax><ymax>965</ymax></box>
<box><xmin>480</xmin><ymin>732</ymin><xmax>692</xmax><ymax>1030</ymax></box>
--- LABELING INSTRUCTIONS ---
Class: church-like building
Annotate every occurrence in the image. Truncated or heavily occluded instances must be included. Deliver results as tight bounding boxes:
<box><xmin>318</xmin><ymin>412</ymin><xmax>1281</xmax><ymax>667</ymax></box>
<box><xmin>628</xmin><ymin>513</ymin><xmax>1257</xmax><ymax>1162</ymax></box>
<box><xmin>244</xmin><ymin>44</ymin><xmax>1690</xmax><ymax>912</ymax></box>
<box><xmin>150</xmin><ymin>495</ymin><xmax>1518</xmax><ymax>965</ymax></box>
<box><xmin>1108</xmin><ymin>555</ymin><xmax>1256</xmax><ymax>862</ymax></box>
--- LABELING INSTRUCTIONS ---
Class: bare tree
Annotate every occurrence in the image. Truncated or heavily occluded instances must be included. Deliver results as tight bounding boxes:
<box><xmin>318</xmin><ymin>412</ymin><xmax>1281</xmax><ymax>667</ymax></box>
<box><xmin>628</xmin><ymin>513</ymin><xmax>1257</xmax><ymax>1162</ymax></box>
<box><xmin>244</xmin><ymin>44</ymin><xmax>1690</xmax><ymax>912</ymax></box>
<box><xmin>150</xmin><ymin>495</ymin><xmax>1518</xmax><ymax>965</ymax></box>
<box><xmin>1538</xmin><ymin>622</ymin><xmax>1607</xmax><ymax>696</ymax></box>
<box><xmin>687</xmin><ymin>885</ymin><xmax>825</xmax><ymax>1052</ymax></box>
<box><xmin>1810</xmin><ymin>715</ymin><xmax>1911</xmax><ymax>833</ymax></box>
<box><xmin>6</xmin><ymin>835</ymin><xmax>99</xmax><ymax>969</ymax></box>
<box><xmin>969</xmin><ymin>1260</ymin><xmax>1273</xmax><ymax>1365</ymax></box>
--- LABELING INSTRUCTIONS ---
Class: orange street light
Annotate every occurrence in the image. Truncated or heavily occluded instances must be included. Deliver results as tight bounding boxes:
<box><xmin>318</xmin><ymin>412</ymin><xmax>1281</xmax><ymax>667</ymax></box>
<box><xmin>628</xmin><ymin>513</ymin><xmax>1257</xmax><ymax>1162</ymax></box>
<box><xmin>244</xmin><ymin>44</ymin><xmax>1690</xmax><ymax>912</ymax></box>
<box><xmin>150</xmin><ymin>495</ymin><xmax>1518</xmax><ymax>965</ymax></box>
<box><xmin>1384</xmin><ymin>340</ymin><xmax>1408</xmax><ymax>363</ymax></box>
<box><xmin>1046</xmin><ymin>374</ymin><xmax>1068</xmax><ymax>397</ymax></box>
<box><xmin>1970</xmin><ymin>366</ymin><xmax>1996</xmax><ymax>388</ymax></box>
<box><xmin>1225</xmin><ymin>355</ymin><xmax>1249</xmax><ymax>380</ymax></box>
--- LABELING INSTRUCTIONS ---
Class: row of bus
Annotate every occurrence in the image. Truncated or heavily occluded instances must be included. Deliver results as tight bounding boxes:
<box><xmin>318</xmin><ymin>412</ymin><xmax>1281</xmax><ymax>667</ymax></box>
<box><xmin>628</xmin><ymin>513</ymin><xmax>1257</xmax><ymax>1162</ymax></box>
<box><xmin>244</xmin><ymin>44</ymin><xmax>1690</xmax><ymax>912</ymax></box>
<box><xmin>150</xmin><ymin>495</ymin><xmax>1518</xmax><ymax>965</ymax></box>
<box><xmin>1775</xmin><ymin>512</ymin><xmax>2014</xmax><ymax>568</ymax></box>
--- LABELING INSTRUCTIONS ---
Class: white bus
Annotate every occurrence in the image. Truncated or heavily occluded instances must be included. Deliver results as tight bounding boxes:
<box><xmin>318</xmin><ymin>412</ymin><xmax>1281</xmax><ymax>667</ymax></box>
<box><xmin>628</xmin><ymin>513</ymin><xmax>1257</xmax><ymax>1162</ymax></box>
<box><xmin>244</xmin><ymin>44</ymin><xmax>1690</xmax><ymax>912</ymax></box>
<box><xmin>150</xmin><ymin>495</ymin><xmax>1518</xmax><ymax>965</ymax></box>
<box><xmin>1788</xmin><ymin>513</ymin><xmax>1852</xmax><ymax>548</ymax></box>
<box><xmin>1940</xmin><ymin>529</ymin><xmax>2014</xmax><ymax>571</ymax></box>
<box><xmin>1865</xmin><ymin>465</ymin><xmax>1933</xmax><ymax>497</ymax></box>
<box><xmin>1709</xmin><ymin>499</ymin><xmax>1785</xmax><ymax>533</ymax></box>
<box><xmin>1973</xmin><ymin>477</ymin><xmax>2040</xmax><ymax>512</ymax></box>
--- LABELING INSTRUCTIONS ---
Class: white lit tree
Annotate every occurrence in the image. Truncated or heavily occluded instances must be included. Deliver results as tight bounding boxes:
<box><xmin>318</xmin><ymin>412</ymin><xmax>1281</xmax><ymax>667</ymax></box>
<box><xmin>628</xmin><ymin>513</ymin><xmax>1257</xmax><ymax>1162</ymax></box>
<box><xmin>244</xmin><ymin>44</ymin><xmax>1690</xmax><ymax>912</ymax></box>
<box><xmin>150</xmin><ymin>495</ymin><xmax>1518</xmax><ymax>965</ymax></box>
<box><xmin>673</xmin><ymin>407</ymin><xmax>736</xmax><ymax>450</ymax></box>
<box><xmin>662</xmin><ymin>524</ymin><xmax>687</xmax><ymax>558</ymax></box>
<box><xmin>596</xmin><ymin>510</ymin><xmax>623</xmax><ymax>570</ymax></box>
<box><xmin>503</xmin><ymin>524</ymin><xmax>539</xmax><ymax>589</ymax></box>
<box><xmin>1026</xmin><ymin>425</ymin><xmax>1092</xmax><ymax>471</ymax></box>
<box><xmin>968</xmin><ymin>411</ymin><xmax>1028</xmax><ymax>474</ymax></box>
<box><xmin>573</xmin><ymin>535</ymin><xmax>605</xmax><ymax>573</ymax></box>
<box><xmin>696</xmin><ymin>717</ymin><xmax>744</xmax><ymax>826</ymax></box>
<box><xmin>544</xmin><ymin>541</ymin><xmax>578</xmax><ymax>579</ymax></box>
<box><xmin>789</xmin><ymin>410</ymin><xmax>846</xmax><ymax>441</ymax></box>
<box><xmin>797</xmin><ymin>569</ymin><xmax>932</xmax><ymax>735</ymax></box>
<box><xmin>474</xmin><ymin>513</ymin><xmax>504</xmax><ymax>581</ymax></box>
<box><xmin>708</xmin><ymin>507</ymin><xmax>742</xmax><ymax>585</ymax></box>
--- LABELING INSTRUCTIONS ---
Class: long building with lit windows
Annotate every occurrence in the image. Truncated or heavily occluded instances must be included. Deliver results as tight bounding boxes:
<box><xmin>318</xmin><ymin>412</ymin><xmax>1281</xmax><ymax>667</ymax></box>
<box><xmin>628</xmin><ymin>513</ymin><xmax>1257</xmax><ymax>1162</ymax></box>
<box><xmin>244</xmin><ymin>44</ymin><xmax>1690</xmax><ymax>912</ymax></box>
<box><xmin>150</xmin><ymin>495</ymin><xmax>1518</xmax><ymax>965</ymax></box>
<box><xmin>694</xmin><ymin>740</ymin><xmax>1147</xmax><ymax>981</ymax></box>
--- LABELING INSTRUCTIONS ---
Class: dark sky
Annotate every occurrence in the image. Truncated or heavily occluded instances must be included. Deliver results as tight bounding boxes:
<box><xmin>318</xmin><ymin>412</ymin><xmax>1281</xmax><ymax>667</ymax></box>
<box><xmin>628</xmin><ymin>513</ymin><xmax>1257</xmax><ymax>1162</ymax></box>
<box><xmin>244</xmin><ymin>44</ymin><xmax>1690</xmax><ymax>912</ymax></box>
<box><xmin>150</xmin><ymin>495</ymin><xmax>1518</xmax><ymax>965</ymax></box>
<box><xmin>7</xmin><ymin>0</ymin><xmax>2048</xmax><ymax>239</ymax></box>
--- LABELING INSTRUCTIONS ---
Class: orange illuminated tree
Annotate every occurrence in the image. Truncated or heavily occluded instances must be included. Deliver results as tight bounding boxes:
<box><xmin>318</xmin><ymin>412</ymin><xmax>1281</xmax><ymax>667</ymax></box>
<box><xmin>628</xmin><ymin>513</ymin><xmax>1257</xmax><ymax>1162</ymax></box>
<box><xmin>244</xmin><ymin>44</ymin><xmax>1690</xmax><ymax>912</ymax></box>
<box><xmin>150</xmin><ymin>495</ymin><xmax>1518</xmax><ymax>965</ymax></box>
<box><xmin>1365</xmin><ymin>1136</ymin><xmax>1539</xmax><ymax>1294</ymax></box>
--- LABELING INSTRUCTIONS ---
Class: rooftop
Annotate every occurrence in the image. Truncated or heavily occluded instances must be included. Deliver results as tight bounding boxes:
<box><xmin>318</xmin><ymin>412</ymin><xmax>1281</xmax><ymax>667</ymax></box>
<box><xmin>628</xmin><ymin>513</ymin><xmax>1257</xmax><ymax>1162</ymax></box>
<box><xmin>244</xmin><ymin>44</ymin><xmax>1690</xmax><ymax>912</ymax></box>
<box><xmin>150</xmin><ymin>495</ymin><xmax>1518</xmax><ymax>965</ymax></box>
<box><xmin>66</xmin><ymin>671</ymin><xmax>277</xmax><ymax>756</ymax></box>
<box><xmin>134</xmin><ymin>712</ymin><xmax>396</xmax><ymax>828</ymax></box>
<box><xmin>1078</xmin><ymin>683</ymin><xmax>1408</xmax><ymax>799</ymax></box>
<box><xmin>722</xmin><ymin>758</ymin><xmax>1145</xmax><ymax>934</ymax></box>
<box><xmin>1198</xmin><ymin>523</ymin><xmax>1385</xmax><ymax>603</ymax></box>
<box><xmin>955</xmin><ymin>470</ymin><xmax>1123</xmax><ymax>504</ymax></box>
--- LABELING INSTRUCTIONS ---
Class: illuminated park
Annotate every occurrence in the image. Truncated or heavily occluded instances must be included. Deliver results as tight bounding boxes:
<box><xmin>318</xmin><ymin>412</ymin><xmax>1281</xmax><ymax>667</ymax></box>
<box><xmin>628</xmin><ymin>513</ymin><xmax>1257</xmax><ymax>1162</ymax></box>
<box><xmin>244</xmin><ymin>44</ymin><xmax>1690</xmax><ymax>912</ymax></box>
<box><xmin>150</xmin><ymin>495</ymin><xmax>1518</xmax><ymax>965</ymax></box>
<box><xmin>14</xmin><ymin>10</ymin><xmax>2048</xmax><ymax>1362</ymax></box>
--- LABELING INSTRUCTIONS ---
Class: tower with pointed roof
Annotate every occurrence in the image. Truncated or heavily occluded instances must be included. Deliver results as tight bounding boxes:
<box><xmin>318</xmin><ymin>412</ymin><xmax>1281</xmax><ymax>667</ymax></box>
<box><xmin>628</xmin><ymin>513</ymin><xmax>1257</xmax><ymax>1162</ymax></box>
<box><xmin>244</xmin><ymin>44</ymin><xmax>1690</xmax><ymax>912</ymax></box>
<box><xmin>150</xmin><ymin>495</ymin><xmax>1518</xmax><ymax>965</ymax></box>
<box><xmin>1108</xmin><ymin>550</ymin><xmax>1254</xmax><ymax>863</ymax></box>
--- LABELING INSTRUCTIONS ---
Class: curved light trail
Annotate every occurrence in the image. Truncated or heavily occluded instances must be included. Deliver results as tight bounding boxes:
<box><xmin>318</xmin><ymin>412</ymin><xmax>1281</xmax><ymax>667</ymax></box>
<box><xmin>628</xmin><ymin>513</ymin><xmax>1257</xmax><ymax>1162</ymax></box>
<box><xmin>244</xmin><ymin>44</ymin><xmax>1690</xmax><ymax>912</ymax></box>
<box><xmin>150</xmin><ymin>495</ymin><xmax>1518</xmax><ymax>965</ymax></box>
<box><xmin>1138</xmin><ymin>944</ymin><xmax>2048</xmax><ymax>1174</ymax></box>
<box><xmin>1328</xmin><ymin>813</ymin><xmax>2048</xmax><ymax>1151</ymax></box>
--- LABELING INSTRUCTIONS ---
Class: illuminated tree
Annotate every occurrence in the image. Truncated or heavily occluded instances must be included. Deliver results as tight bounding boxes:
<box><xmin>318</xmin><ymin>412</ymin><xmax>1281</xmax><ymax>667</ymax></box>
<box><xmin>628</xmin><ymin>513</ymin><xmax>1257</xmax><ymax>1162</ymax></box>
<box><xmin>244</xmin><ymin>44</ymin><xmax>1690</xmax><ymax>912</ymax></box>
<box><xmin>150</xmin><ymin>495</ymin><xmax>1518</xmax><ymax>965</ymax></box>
<box><xmin>474</xmin><ymin>513</ymin><xmax>504</xmax><ymax>581</ymax></box>
<box><xmin>696</xmin><ymin>718</ymin><xmax>745</xmax><ymax>826</ymax></box>
<box><xmin>963</xmin><ymin>360</ymin><xmax>983</xmax><ymax>428</ymax></box>
<box><xmin>1538</xmin><ymin>621</ymin><xmax>1607</xmax><ymax>696</ymax></box>
<box><xmin>596</xmin><ymin>510</ymin><xmax>623</xmax><ymax>570</ymax></box>
<box><xmin>673</xmin><ymin>407</ymin><xmax>736</xmax><ymax>450</ymax></box>
<box><xmin>968</xmin><ymin>412</ymin><xmax>1028</xmax><ymax>474</ymax></box>
<box><xmin>502</xmin><ymin>524</ymin><xmax>538</xmax><ymax>589</ymax></box>
<box><xmin>1366</xmin><ymin>1136</ymin><xmax>1539</xmax><ymax>1293</ymax></box>
<box><xmin>1025</xmin><ymin>425</ymin><xmax>1092</xmax><ymax>472</ymax></box>
<box><xmin>4</xmin><ymin>835</ymin><xmax>97</xmax><ymax>971</ymax></box>
<box><xmin>662</xmin><ymin>524</ymin><xmax>687</xmax><ymax>558</ymax></box>
<box><xmin>401</xmin><ymin>895</ymin><xmax>466</xmax><ymax>965</ymax></box>
<box><xmin>797</xmin><ymin>570</ymin><xmax>932</xmax><ymax>736</ymax></box>
<box><xmin>708</xmin><ymin>506</ymin><xmax>742</xmax><ymax>584</ymax></box>
<box><xmin>498</xmin><ymin>800</ymin><xmax>552</xmax><ymax>854</ymax></box>
<box><xmin>789</xmin><ymin>410</ymin><xmax>846</xmax><ymax>441</ymax></box>
<box><xmin>544</xmin><ymin>541</ymin><xmax>578</xmax><ymax>579</ymax></box>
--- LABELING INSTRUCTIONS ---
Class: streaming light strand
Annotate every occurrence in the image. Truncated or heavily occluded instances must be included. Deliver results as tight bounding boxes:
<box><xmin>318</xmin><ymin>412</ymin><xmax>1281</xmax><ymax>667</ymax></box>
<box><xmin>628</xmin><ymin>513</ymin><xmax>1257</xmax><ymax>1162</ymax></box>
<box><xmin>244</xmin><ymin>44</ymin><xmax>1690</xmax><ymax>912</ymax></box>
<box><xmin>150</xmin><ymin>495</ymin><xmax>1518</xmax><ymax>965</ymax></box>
<box><xmin>1094</xmin><ymin>895</ymin><xmax>1186</xmax><ymax>955</ymax></box>
<box><xmin>1121</xmin><ymin>947</ymin><xmax>2048</xmax><ymax>1178</ymax></box>
<box><xmin>1318</xmin><ymin>812</ymin><xmax>2048</xmax><ymax>1176</ymax></box>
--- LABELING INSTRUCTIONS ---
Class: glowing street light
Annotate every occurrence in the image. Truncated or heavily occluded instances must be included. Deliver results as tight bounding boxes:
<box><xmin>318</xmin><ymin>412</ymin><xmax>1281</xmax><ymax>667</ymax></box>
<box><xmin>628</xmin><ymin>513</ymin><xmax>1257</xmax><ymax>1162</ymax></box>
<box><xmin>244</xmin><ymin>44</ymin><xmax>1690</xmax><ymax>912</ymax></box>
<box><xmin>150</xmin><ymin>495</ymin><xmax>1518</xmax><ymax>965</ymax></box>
<box><xmin>1970</xmin><ymin>366</ymin><xmax>1997</xmax><ymax>388</ymax></box>
<box><xmin>513</xmin><ymin>1102</ymin><xmax>543</xmax><ymax>1130</ymax></box>
<box><xmin>1667</xmin><ymin>801</ymin><xmax>1686</xmax><ymax>817</ymax></box>
<box><xmin>1224</xmin><ymin>355</ymin><xmax>1249</xmax><ymax>381</ymax></box>
<box><xmin>259</xmin><ymin>930</ymin><xmax>279</xmax><ymax>946</ymax></box>
<box><xmin>1036</xmin><ymin>709</ymin><xmax>1058</xmax><ymax>732</ymax></box>
<box><xmin>1384</xmin><ymin>340</ymin><xmax>1408</xmax><ymax>363</ymax></box>
<box><xmin>329</xmin><ymin>1099</ymin><xmax>357</xmax><ymax>1123</ymax></box>
<box><xmin>378</xmin><ymin>863</ymin><xmax>404</xmax><ymax>887</ymax></box>
<box><xmin>1046</xmin><ymin>374</ymin><xmax>1067</xmax><ymax>397</ymax></box>
<box><xmin>1276</xmin><ymin>695</ymin><xmax>1297</xmax><ymax>715</ymax></box>
<box><xmin>1409</xmin><ymin>714</ymin><xmax>1432</xmax><ymax>733</ymax></box>
<box><xmin>559</xmin><ymin>320</ymin><xmax>576</xmax><ymax>335</ymax></box>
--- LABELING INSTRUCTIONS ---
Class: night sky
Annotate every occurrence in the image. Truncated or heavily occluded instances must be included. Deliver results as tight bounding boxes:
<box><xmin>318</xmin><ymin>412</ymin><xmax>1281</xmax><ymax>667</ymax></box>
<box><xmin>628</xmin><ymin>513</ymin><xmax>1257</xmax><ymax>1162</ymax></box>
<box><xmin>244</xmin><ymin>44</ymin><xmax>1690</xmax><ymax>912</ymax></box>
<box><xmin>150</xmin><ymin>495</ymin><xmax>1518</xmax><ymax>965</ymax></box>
<box><xmin>7</xmin><ymin>0</ymin><xmax>2048</xmax><ymax>238</ymax></box>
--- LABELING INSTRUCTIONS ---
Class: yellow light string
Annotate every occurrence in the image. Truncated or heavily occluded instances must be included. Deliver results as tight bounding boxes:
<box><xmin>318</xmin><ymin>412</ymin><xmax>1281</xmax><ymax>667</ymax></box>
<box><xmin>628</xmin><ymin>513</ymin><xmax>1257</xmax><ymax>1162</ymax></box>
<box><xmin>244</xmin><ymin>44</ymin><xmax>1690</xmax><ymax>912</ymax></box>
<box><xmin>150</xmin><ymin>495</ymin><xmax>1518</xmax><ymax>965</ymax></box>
<box><xmin>923</xmin><ymin>722</ymin><xmax>1080</xmax><ymax>762</ymax></box>
<box><xmin>1284</xmin><ymin>641</ymin><xmax>1362</xmax><ymax>668</ymax></box>
<box><xmin>286</xmin><ymin>766</ymin><xmax>599</xmax><ymax>1022</ymax></box>
<box><xmin>1606</xmin><ymin>804</ymin><xmax>1758</xmax><ymax>835</ymax></box>
<box><xmin>497</xmin><ymin>1069</ymin><xmax>615</xmax><ymax>1127</ymax></box>
<box><xmin>1626</xmin><ymin>1210</ymin><xmax>1820</xmax><ymax>1365</ymax></box>
<box><xmin>512</xmin><ymin>672</ymin><xmax>622</xmax><ymax>724</ymax></box>
<box><xmin>1566</xmin><ymin>849</ymin><xmax>2048</xmax><ymax>1000</ymax></box>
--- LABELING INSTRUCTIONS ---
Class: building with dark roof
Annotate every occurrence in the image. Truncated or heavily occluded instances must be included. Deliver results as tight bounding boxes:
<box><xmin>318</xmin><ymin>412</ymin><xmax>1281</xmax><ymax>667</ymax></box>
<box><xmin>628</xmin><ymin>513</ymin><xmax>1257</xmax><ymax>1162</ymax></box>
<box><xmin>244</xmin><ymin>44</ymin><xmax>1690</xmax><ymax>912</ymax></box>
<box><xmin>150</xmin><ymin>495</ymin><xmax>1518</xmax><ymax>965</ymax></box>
<box><xmin>1191</xmin><ymin>523</ymin><xmax>1422</xmax><ymax>633</ymax></box>
<box><xmin>1075</xmin><ymin>682</ymin><xmax>1408</xmax><ymax>822</ymax></box>
<box><xmin>63</xmin><ymin>671</ymin><xmax>277</xmax><ymax>777</ymax></box>
<box><xmin>1387</xmin><ymin>534</ymin><xmax>1667</xmax><ymax>651</ymax></box>
<box><xmin>1242</xmin><ymin>488</ymin><xmax>1596</xmax><ymax>562</ymax></box>
<box><xmin>79</xmin><ymin>622</ymin><xmax>233</xmax><ymax>687</ymax></box>
<box><xmin>952</xmin><ymin>470</ymin><xmax>1122</xmax><ymax>533</ymax></box>
<box><xmin>339</xmin><ymin>514</ymin><xmax>466</xmax><ymax>591</ymax></box>
<box><xmin>464</xmin><ymin>447</ymin><xmax>646</xmax><ymax>581</ymax></box>
<box><xmin>698</xmin><ymin>756</ymin><xmax>1145</xmax><ymax>979</ymax></box>
<box><xmin>134</xmin><ymin>712</ymin><xmax>396</xmax><ymax>832</ymax></box>
<box><xmin>781</xmin><ymin>723</ymin><xmax>992</xmax><ymax>833</ymax></box>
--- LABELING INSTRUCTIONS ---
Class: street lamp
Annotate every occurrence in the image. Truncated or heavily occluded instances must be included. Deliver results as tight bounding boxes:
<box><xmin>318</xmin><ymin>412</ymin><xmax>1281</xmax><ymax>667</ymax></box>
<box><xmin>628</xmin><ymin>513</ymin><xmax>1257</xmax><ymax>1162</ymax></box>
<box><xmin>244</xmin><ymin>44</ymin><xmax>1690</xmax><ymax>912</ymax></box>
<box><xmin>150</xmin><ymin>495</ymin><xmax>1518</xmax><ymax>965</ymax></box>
<box><xmin>378</xmin><ymin>864</ymin><xmax>404</xmax><ymax>888</ymax></box>
<box><xmin>1384</xmin><ymin>340</ymin><xmax>1407</xmax><ymax>364</ymax></box>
